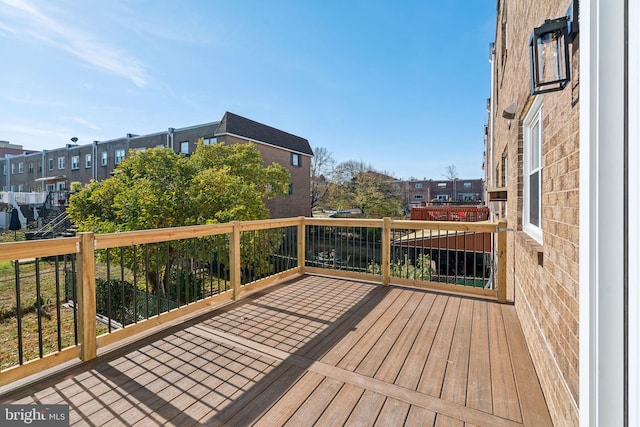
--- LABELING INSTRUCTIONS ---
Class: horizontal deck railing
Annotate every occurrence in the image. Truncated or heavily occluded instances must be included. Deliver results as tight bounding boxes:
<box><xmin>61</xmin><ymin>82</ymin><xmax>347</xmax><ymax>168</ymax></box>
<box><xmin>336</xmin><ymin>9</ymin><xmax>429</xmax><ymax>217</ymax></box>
<box><xmin>0</xmin><ymin>217</ymin><xmax>506</xmax><ymax>387</ymax></box>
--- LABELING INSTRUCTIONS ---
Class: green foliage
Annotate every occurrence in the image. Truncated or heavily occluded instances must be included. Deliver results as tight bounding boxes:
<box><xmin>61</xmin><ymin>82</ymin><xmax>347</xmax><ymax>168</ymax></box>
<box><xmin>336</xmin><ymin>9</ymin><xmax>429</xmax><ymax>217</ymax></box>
<box><xmin>368</xmin><ymin>253</ymin><xmax>432</xmax><ymax>281</ymax></box>
<box><xmin>95</xmin><ymin>272</ymin><xmax>203</xmax><ymax>326</ymax></box>
<box><xmin>67</xmin><ymin>142</ymin><xmax>290</xmax><ymax>231</ymax></box>
<box><xmin>67</xmin><ymin>142</ymin><xmax>291</xmax><ymax>294</ymax></box>
<box><xmin>328</xmin><ymin>170</ymin><xmax>404</xmax><ymax>218</ymax></box>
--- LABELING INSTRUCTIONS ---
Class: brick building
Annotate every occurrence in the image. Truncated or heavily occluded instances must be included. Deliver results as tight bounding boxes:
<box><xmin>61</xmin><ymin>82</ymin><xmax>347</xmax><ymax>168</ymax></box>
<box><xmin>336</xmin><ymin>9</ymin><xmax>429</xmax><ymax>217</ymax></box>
<box><xmin>405</xmin><ymin>178</ymin><xmax>484</xmax><ymax>207</ymax></box>
<box><xmin>0</xmin><ymin>112</ymin><xmax>313</xmax><ymax>219</ymax></box>
<box><xmin>485</xmin><ymin>1</ymin><xmax>579</xmax><ymax>424</ymax></box>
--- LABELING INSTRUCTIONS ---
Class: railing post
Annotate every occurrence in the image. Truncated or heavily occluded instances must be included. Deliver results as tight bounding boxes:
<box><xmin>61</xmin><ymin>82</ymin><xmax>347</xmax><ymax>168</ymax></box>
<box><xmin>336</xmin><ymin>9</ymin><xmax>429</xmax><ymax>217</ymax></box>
<box><xmin>382</xmin><ymin>217</ymin><xmax>391</xmax><ymax>286</ymax></box>
<box><xmin>230</xmin><ymin>221</ymin><xmax>241</xmax><ymax>300</ymax></box>
<box><xmin>497</xmin><ymin>220</ymin><xmax>507</xmax><ymax>303</ymax></box>
<box><xmin>76</xmin><ymin>232</ymin><xmax>97</xmax><ymax>361</ymax></box>
<box><xmin>297</xmin><ymin>217</ymin><xmax>306</xmax><ymax>274</ymax></box>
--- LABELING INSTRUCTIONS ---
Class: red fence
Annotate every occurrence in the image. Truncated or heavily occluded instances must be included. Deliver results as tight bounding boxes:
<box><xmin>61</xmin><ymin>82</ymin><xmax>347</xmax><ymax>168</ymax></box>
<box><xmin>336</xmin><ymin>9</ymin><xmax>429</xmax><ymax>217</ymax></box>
<box><xmin>410</xmin><ymin>206</ymin><xmax>490</xmax><ymax>222</ymax></box>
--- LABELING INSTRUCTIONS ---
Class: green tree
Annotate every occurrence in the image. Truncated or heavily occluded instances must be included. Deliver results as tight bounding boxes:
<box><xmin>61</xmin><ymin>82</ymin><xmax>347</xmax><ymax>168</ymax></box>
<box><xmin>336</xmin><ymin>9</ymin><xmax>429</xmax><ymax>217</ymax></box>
<box><xmin>67</xmin><ymin>141</ymin><xmax>291</xmax><ymax>295</ymax></box>
<box><xmin>328</xmin><ymin>162</ymin><xmax>404</xmax><ymax>218</ymax></box>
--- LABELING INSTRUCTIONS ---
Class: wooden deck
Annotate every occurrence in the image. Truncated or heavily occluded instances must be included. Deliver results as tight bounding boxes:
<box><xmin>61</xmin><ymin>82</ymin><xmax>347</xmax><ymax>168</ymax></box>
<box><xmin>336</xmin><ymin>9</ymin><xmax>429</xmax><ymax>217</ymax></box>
<box><xmin>0</xmin><ymin>275</ymin><xmax>551</xmax><ymax>426</ymax></box>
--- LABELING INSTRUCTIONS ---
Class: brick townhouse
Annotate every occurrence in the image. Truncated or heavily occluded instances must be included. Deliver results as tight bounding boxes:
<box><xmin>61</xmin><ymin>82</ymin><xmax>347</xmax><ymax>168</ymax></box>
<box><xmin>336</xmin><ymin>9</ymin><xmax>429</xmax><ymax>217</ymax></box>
<box><xmin>0</xmin><ymin>112</ymin><xmax>313</xmax><ymax>219</ymax></box>
<box><xmin>486</xmin><ymin>1</ymin><xmax>580</xmax><ymax>424</ymax></box>
<box><xmin>406</xmin><ymin>178</ymin><xmax>483</xmax><ymax>206</ymax></box>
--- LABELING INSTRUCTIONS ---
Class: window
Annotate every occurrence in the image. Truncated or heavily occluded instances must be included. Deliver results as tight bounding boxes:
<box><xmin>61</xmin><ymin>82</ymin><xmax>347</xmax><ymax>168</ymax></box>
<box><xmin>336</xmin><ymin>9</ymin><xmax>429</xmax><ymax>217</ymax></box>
<box><xmin>415</xmin><ymin>183</ymin><xmax>423</xmax><ymax>189</ymax></box>
<box><xmin>203</xmin><ymin>137</ymin><xmax>217</xmax><ymax>145</ymax></box>
<box><xmin>288</xmin><ymin>183</ymin><xmax>294</xmax><ymax>195</ymax></box>
<box><xmin>18</xmin><ymin>162</ymin><xmax>23</xmax><ymax>173</ymax></box>
<box><xmin>38</xmin><ymin>162</ymin><xmax>42</xmax><ymax>172</ymax></box>
<box><xmin>438</xmin><ymin>182</ymin><xmax>447</xmax><ymax>188</ymax></box>
<box><xmin>18</xmin><ymin>184</ymin><xmax>24</xmax><ymax>192</ymax></box>
<box><xmin>291</xmin><ymin>153</ymin><xmax>302</xmax><ymax>167</ymax></box>
<box><xmin>11</xmin><ymin>164</ymin><xmax>15</xmax><ymax>174</ymax></box>
<box><xmin>523</xmin><ymin>97</ymin><xmax>543</xmax><ymax>243</ymax></box>
<box><xmin>48</xmin><ymin>158</ymin><xmax>54</xmax><ymax>171</ymax></box>
<box><xmin>180</xmin><ymin>141</ymin><xmax>189</xmax><ymax>154</ymax></box>
<box><xmin>58</xmin><ymin>157</ymin><xmax>65</xmax><ymax>170</ymax></box>
<box><xmin>413</xmin><ymin>194</ymin><xmax>424</xmax><ymax>200</ymax></box>
<box><xmin>101</xmin><ymin>151</ymin><xmax>108</xmax><ymax>166</ymax></box>
<box><xmin>28</xmin><ymin>163</ymin><xmax>34</xmax><ymax>173</ymax></box>
<box><xmin>71</xmin><ymin>156</ymin><xmax>80</xmax><ymax>170</ymax></box>
<box><xmin>115</xmin><ymin>149</ymin><xmax>125</xmax><ymax>165</ymax></box>
<box><xmin>85</xmin><ymin>154</ymin><xmax>92</xmax><ymax>168</ymax></box>
<box><xmin>464</xmin><ymin>182</ymin><xmax>472</xmax><ymax>189</ymax></box>
<box><xmin>436</xmin><ymin>194</ymin><xmax>449</xmax><ymax>201</ymax></box>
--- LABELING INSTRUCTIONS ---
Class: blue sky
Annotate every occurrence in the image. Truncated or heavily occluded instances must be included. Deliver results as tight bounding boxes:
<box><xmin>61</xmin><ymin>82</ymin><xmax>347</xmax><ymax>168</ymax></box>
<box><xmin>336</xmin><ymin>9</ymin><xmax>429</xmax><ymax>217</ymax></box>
<box><xmin>0</xmin><ymin>0</ymin><xmax>496</xmax><ymax>180</ymax></box>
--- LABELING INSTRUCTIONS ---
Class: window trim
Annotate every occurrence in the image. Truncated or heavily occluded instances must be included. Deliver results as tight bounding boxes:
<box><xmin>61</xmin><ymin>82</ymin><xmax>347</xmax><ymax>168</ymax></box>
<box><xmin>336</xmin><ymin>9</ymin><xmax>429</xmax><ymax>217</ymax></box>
<box><xmin>57</xmin><ymin>157</ymin><xmax>65</xmax><ymax>170</ymax></box>
<box><xmin>71</xmin><ymin>156</ymin><xmax>80</xmax><ymax>170</ymax></box>
<box><xmin>523</xmin><ymin>96</ymin><xmax>544</xmax><ymax>244</ymax></box>
<box><xmin>101</xmin><ymin>151</ymin><xmax>108</xmax><ymax>167</ymax></box>
<box><xmin>85</xmin><ymin>154</ymin><xmax>92</xmax><ymax>168</ymax></box>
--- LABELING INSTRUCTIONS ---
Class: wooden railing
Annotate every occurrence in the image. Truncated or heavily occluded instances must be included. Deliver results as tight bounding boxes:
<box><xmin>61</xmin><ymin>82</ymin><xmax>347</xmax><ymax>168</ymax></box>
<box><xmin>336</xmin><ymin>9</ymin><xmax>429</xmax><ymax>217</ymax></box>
<box><xmin>0</xmin><ymin>217</ymin><xmax>506</xmax><ymax>387</ymax></box>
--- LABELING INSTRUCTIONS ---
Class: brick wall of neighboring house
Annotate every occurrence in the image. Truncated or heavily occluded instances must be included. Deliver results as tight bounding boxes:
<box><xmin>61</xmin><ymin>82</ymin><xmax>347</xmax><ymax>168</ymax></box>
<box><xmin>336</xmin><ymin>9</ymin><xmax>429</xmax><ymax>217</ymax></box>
<box><xmin>489</xmin><ymin>1</ymin><xmax>579</xmax><ymax>425</ymax></box>
<box><xmin>222</xmin><ymin>134</ymin><xmax>312</xmax><ymax>218</ymax></box>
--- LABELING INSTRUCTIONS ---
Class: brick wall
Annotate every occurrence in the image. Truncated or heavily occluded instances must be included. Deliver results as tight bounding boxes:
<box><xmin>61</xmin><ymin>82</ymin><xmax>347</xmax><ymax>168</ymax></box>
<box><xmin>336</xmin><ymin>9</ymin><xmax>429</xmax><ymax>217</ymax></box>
<box><xmin>223</xmin><ymin>135</ymin><xmax>311</xmax><ymax>218</ymax></box>
<box><xmin>490</xmin><ymin>1</ymin><xmax>579</xmax><ymax>425</ymax></box>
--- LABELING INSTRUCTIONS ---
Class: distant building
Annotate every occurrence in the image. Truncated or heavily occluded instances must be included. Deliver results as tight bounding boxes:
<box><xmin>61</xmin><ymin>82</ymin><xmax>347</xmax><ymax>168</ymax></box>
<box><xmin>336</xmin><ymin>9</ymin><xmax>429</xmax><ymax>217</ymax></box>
<box><xmin>0</xmin><ymin>141</ymin><xmax>37</xmax><ymax>158</ymax></box>
<box><xmin>404</xmin><ymin>178</ymin><xmax>484</xmax><ymax>207</ymax></box>
<box><xmin>0</xmin><ymin>112</ymin><xmax>313</xmax><ymax>219</ymax></box>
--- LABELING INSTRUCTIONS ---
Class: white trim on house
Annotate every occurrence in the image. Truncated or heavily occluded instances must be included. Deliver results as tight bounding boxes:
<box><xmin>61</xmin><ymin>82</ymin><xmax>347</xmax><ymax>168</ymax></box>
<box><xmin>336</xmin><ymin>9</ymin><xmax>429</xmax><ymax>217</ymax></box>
<box><xmin>522</xmin><ymin>95</ymin><xmax>543</xmax><ymax>244</ymax></box>
<box><xmin>628</xmin><ymin>0</ymin><xmax>640</xmax><ymax>424</ymax></box>
<box><xmin>580</xmin><ymin>0</ymin><xmax>627</xmax><ymax>424</ymax></box>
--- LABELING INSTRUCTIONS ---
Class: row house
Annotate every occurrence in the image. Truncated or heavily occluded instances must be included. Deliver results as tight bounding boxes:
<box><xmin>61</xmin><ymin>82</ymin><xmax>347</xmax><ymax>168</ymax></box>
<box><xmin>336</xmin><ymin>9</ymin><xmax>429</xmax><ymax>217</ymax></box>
<box><xmin>405</xmin><ymin>178</ymin><xmax>484</xmax><ymax>206</ymax></box>
<box><xmin>0</xmin><ymin>112</ymin><xmax>313</xmax><ymax>219</ymax></box>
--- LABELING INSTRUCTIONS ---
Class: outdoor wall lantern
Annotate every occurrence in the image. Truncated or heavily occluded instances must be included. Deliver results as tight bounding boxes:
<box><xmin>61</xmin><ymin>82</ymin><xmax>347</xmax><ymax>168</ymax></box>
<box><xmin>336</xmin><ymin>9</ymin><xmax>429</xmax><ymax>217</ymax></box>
<box><xmin>529</xmin><ymin>17</ymin><xmax>570</xmax><ymax>95</ymax></box>
<box><xmin>529</xmin><ymin>2</ymin><xmax>578</xmax><ymax>95</ymax></box>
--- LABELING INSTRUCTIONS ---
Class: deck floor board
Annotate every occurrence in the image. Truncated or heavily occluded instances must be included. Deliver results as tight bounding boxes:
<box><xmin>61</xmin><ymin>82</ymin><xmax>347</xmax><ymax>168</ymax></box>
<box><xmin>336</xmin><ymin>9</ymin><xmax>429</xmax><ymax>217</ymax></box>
<box><xmin>0</xmin><ymin>275</ymin><xmax>551</xmax><ymax>426</ymax></box>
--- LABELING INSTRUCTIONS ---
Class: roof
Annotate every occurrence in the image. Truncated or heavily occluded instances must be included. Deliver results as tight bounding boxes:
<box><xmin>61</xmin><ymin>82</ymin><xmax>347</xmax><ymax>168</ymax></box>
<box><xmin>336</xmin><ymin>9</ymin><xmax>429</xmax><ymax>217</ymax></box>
<box><xmin>216</xmin><ymin>112</ymin><xmax>313</xmax><ymax>156</ymax></box>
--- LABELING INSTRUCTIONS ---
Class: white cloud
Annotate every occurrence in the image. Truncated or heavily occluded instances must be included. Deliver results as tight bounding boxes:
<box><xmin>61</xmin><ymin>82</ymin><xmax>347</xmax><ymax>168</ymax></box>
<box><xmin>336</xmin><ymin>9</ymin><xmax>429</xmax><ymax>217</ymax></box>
<box><xmin>0</xmin><ymin>0</ymin><xmax>148</xmax><ymax>87</ymax></box>
<box><xmin>67</xmin><ymin>116</ymin><xmax>101</xmax><ymax>131</ymax></box>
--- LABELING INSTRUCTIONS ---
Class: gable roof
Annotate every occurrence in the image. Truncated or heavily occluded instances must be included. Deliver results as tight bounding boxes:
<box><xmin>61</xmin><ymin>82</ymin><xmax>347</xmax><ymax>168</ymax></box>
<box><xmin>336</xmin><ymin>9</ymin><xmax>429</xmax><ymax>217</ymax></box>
<box><xmin>216</xmin><ymin>112</ymin><xmax>313</xmax><ymax>156</ymax></box>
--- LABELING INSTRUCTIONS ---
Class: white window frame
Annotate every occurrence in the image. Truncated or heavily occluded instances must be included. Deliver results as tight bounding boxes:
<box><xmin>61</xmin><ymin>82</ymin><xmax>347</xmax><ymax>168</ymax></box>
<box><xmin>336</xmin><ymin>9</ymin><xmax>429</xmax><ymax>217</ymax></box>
<box><xmin>48</xmin><ymin>158</ymin><xmax>54</xmax><ymax>171</ymax></box>
<box><xmin>115</xmin><ymin>149</ymin><xmax>125</xmax><ymax>165</ymax></box>
<box><xmin>28</xmin><ymin>163</ymin><xmax>33</xmax><ymax>173</ymax></box>
<box><xmin>58</xmin><ymin>157</ymin><xmax>65</xmax><ymax>170</ymax></box>
<box><xmin>85</xmin><ymin>154</ymin><xmax>92</xmax><ymax>168</ymax></box>
<box><xmin>203</xmin><ymin>137</ymin><xmax>217</xmax><ymax>145</ymax></box>
<box><xmin>523</xmin><ymin>96</ymin><xmax>543</xmax><ymax>244</ymax></box>
<box><xmin>18</xmin><ymin>162</ymin><xmax>23</xmax><ymax>173</ymax></box>
<box><xmin>71</xmin><ymin>156</ymin><xmax>80</xmax><ymax>170</ymax></box>
<box><xmin>413</xmin><ymin>194</ymin><xmax>424</xmax><ymax>200</ymax></box>
<box><xmin>101</xmin><ymin>151</ymin><xmax>108</xmax><ymax>166</ymax></box>
<box><xmin>415</xmin><ymin>183</ymin><xmax>423</xmax><ymax>189</ymax></box>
